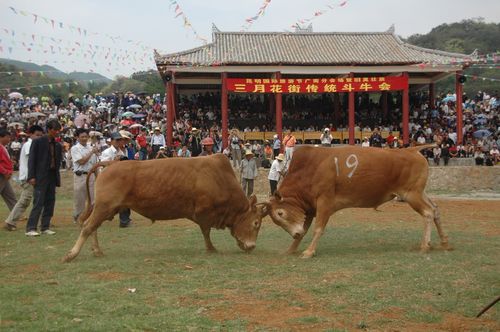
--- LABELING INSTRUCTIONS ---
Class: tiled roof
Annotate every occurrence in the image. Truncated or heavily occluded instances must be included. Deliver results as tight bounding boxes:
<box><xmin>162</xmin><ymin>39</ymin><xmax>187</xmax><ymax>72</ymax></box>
<box><xmin>155</xmin><ymin>30</ymin><xmax>472</xmax><ymax>67</ymax></box>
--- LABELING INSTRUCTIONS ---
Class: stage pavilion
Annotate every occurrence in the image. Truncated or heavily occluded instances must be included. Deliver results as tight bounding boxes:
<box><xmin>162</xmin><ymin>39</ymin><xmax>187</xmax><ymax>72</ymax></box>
<box><xmin>155</xmin><ymin>25</ymin><xmax>474</xmax><ymax>148</ymax></box>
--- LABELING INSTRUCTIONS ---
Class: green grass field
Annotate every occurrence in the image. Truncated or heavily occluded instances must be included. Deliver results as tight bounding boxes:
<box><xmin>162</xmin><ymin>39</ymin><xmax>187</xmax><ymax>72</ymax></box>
<box><xmin>0</xmin><ymin>172</ymin><xmax>499</xmax><ymax>331</ymax></box>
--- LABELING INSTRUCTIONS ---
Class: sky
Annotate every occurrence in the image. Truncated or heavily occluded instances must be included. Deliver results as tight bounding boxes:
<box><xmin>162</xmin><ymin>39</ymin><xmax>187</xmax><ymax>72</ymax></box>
<box><xmin>1</xmin><ymin>0</ymin><xmax>499</xmax><ymax>79</ymax></box>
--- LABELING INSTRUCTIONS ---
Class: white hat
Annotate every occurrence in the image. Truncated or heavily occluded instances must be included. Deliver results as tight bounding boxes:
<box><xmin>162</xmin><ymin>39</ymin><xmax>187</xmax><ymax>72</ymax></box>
<box><xmin>244</xmin><ymin>150</ymin><xmax>254</xmax><ymax>156</ymax></box>
<box><xmin>275</xmin><ymin>153</ymin><xmax>285</xmax><ymax>161</ymax></box>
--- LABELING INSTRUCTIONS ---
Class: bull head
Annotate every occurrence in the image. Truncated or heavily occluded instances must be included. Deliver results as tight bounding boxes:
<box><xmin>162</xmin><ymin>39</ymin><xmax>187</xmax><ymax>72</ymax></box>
<box><xmin>231</xmin><ymin>195</ymin><xmax>268</xmax><ymax>252</ymax></box>
<box><xmin>267</xmin><ymin>194</ymin><xmax>306</xmax><ymax>239</ymax></box>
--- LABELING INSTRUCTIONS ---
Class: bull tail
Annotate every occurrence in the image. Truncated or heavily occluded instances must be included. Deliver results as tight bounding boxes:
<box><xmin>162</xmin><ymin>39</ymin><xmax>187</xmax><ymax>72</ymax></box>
<box><xmin>77</xmin><ymin>161</ymin><xmax>118</xmax><ymax>226</ymax></box>
<box><xmin>408</xmin><ymin>143</ymin><xmax>437</xmax><ymax>152</ymax></box>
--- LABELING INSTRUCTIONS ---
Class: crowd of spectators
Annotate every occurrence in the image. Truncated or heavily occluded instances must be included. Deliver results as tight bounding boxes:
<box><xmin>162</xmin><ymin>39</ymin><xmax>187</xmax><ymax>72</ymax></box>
<box><xmin>0</xmin><ymin>88</ymin><xmax>498</xmax><ymax>170</ymax></box>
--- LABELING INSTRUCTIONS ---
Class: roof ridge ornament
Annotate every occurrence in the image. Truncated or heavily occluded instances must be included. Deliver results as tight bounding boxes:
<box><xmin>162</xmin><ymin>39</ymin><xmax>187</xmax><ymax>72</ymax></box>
<box><xmin>212</xmin><ymin>23</ymin><xmax>220</xmax><ymax>33</ymax></box>
<box><xmin>294</xmin><ymin>23</ymin><xmax>313</xmax><ymax>33</ymax></box>
<box><xmin>386</xmin><ymin>24</ymin><xmax>395</xmax><ymax>34</ymax></box>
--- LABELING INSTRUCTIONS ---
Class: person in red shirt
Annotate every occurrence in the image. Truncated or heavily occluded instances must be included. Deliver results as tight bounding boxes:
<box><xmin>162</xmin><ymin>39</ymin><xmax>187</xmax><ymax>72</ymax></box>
<box><xmin>135</xmin><ymin>128</ymin><xmax>148</xmax><ymax>160</ymax></box>
<box><xmin>386</xmin><ymin>131</ymin><xmax>395</xmax><ymax>148</ymax></box>
<box><xmin>0</xmin><ymin>128</ymin><xmax>17</xmax><ymax>214</ymax></box>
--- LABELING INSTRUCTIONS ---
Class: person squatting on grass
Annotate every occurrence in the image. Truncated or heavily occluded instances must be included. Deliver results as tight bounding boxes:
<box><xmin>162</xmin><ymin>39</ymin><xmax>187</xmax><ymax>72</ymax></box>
<box><xmin>3</xmin><ymin>125</ymin><xmax>44</xmax><ymax>231</ymax></box>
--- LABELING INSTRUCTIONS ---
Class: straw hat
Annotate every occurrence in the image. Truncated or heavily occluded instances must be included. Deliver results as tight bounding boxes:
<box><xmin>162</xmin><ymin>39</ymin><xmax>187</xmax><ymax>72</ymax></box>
<box><xmin>119</xmin><ymin>130</ymin><xmax>132</xmax><ymax>139</ymax></box>
<box><xmin>275</xmin><ymin>153</ymin><xmax>285</xmax><ymax>161</ymax></box>
<box><xmin>244</xmin><ymin>150</ymin><xmax>254</xmax><ymax>156</ymax></box>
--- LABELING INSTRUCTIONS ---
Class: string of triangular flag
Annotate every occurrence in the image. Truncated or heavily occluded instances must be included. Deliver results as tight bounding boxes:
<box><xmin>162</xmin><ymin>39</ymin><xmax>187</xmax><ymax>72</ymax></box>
<box><xmin>241</xmin><ymin>0</ymin><xmax>272</xmax><ymax>31</ymax></box>
<box><xmin>0</xmin><ymin>77</ymin><xmax>110</xmax><ymax>92</ymax></box>
<box><xmin>5</xmin><ymin>5</ymin><xmax>161</xmax><ymax>51</ymax></box>
<box><xmin>291</xmin><ymin>0</ymin><xmax>348</xmax><ymax>29</ymax></box>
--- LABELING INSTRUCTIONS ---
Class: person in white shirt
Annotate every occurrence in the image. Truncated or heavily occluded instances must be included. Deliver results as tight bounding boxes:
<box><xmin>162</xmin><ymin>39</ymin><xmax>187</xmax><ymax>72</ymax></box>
<box><xmin>361</xmin><ymin>137</ymin><xmax>370</xmax><ymax>147</ymax></box>
<box><xmin>320</xmin><ymin>128</ymin><xmax>333</xmax><ymax>147</ymax></box>
<box><xmin>4</xmin><ymin>125</ymin><xmax>44</xmax><ymax>231</ymax></box>
<box><xmin>150</xmin><ymin>127</ymin><xmax>165</xmax><ymax>155</ymax></box>
<box><xmin>100</xmin><ymin>132</ymin><xmax>126</xmax><ymax>162</ymax></box>
<box><xmin>268</xmin><ymin>153</ymin><xmax>285</xmax><ymax>196</ymax></box>
<box><xmin>100</xmin><ymin>132</ymin><xmax>131</xmax><ymax>227</ymax></box>
<box><xmin>417</xmin><ymin>134</ymin><xmax>426</xmax><ymax>145</ymax></box>
<box><xmin>70</xmin><ymin>128</ymin><xmax>100</xmax><ymax>223</ymax></box>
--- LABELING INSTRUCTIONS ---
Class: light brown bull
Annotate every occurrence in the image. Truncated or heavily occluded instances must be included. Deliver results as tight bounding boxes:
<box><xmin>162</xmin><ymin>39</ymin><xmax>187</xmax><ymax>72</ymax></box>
<box><xmin>63</xmin><ymin>154</ymin><xmax>268</xmax><ymax>262</ymax></box>
<box><xmin>264</xmin><ymin>145</ymin><xmax>451</xmax><ymax>258</ymax></box>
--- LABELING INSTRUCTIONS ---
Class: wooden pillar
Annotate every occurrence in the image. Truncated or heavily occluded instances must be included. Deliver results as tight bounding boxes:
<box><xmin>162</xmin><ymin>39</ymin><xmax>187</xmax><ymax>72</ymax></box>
<box><xmin>166</xmin><ymin>80</ymin><xmax>174</xmax><ymax>147</ymax></box>
<box><xmin>348</xmin><ymin>73</ymin><xmax>355</xmax><ymax>145</ymax></box>
<box><xmin>429</xmin><ymin>82</ymin><xmax>435</xmax><ymax>110</ymax></box>
<box><xmin>275</xmin><ymin>72</ymin><xmax>283</xmax><ymax>141</ymax></box>
<box><xmin>402</xmin><ymin>72</ymin><xmax>410</xmax><ymax>145</ymax></box>
<box><xmin>221</xmin><ymin>72</ymin><xmax>228</xmax><ymax>149</ymax></box>
<box><xmin>455</xmin><ymin>71</ymin><xmax>463</xmax><ymax>145</ymax></box>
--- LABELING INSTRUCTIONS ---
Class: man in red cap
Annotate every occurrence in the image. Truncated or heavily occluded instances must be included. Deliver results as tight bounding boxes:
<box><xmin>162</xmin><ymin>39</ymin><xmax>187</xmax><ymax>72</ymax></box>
<box><xmin>199</xmin><ymin>137</ymin><xmax>214</xmax><ymax>156</ymax></box>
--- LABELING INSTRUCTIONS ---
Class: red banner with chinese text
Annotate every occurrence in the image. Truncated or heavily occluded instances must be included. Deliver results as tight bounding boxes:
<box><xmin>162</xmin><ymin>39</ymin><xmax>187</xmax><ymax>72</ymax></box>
<box><xmin>226</xmin><ymin>76</ymin><xmax>408</xmax><ymax>93</ymax></box>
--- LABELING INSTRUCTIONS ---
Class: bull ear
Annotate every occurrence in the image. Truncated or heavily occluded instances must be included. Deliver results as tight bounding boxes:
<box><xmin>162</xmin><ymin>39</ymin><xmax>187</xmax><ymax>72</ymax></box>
<box><xmin>248</xmin><ymin>194</ymin><xmax>257</xmax><ymax>209</ymax></box>
<box><xmin>274</xmin><ymin>190</ymin><xmax>283</xmax><ymax>201</ymax></box>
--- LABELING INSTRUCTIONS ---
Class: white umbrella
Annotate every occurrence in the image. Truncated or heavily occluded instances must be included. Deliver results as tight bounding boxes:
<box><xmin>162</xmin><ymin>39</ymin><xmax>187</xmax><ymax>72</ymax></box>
<box><xmin>8</xmin><ymin>92</ymin><xmax>23</xmax><ymax>99</ymax></box>
<box><xmin>28</xmin><ymin>112</ymin><xmax>46</xmax><ymax>118</ymax></box>
<box><xmin>96</xmin><ymin>105</ymin><xmax>108</xmax><ymax>112</ymax></box>
<box><xmin>129</xmin><ymin>123</ymin><xmax>144</xmax><ymax>129</ymax></box>
<box><xmin>7</xmin><ymin>122</ymin><xmax>24</xmax><ymax>128</ymax></box>
<box><xmin>126</xmin><ymin>104</ymin><xmax>142</xmax><ymax>110</ymax></box>
<box><xmin>89</xmin><ymin>131</ymin><xmax>103</xmax><ymax>137</ymax></box>
<box><xmin>74</xmin><ymin>114</ymin><xmax>90</xmax><ymax>128</ymax></box>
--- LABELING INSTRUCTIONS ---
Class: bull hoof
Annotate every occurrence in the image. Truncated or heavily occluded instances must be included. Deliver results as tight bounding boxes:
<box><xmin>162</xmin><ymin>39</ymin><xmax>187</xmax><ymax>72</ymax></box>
<box><xmin>441</xmin><ymin>242</ymin><xmax>454</xmax><ymax>251</ymax></box>
<box><xmin>419</xmin><ymin>245</ymin><xmax>431</xmax><ymax>253</ymax></box>
<box><xmin>92</xmin><ymin>250</ymin><xmax>104</xmax><ymax>257</ymax></box>
<box><xmin>205</xmin><ymin>248</ymin><xmax>217</xmax><ymax>253</ymax></box>
<box><xmin>62</xmin><ymin>253</ymin><xmax>76</xmax><ymax>263</ymax></box>
<box><xmin>301</xmin><ymin>250</ymin><xmax>315</xmax><ymax>259</ymax></box>
<box><xmin>284</xmin><ymin>249</ymin><xmax>297</xmax><ymax>255</ymax></box>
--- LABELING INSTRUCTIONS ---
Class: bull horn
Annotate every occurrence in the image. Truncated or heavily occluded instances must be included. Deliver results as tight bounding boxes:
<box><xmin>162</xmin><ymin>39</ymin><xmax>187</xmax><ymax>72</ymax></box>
<box><xmin>274</xmin><ymin>190</ymin><xmax>283</xmax><ymax>201</ymax></box>
<box><xmin>256</xmin><ymin>202</ymin><xmax>271</xmax><ymax>217</ymax></box>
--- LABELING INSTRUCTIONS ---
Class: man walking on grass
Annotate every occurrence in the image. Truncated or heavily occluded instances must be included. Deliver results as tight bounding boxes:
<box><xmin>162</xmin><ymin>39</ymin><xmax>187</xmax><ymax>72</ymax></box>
<box><xmin>0</xmin><ymin>128</ymin><xmax>17</xmax><ymax>218</ymax></box>
<box><xmin>4</xmin><ymin>125</ymin><xmax>44</xmax><ymax>231</ymax></box>
<box><xmin>25</xmin><ymin>119</ymin><xmax>62</xmax><ymax>237</ymax></box>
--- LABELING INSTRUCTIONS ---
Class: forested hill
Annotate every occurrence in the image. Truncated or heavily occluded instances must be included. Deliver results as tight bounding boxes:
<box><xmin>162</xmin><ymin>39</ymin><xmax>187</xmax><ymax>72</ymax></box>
<box><xmin>405</xmin><ymin>18</ymin><xmax>499</xmax><ymax>95</ymax></box>
<box><xmin>406</xmin><ymin>18</ymin><xmax>499</xmax><ymax>55</ymax></box>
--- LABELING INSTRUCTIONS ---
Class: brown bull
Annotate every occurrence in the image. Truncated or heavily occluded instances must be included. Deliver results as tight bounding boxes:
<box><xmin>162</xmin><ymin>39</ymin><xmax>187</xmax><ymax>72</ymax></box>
<box><xmin>264</xmin><ymin>145</ymin><xmax>450</xmax><ymax>258</ymax></box>
<box><xmin>63</xmin><ymin>155</ymin><xmax>268</xmax><ymax>262</ymax></box>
